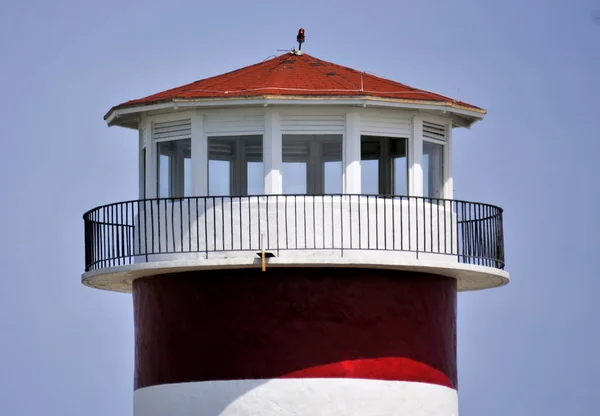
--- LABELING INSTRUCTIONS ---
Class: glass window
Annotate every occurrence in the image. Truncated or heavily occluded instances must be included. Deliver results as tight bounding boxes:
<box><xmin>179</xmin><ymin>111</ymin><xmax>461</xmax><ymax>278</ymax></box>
<box><xmin>157</xmin><ymin>139</ymin><xmax>191</xmax><ymax>198</ymax></box>
<box><xmin>361</xmin><ymin>136</ymin><xmax>407</xmax><ymax>195</ymax></box>
<box><xmin>391</xmin><ymin>138</ymin><xmax>407</xmax><ymax>195</ymax></box>
<box><xmin>282</xmin><ymin>134</ymin><xmax>343</xmax><ymax>195</ymax></box>
<box><xmin>360</xmin><ymin>137</ymin><xmax>380</xmax><ymax>194</ymax></box>
<box><xmin>423</xmin><ymin>141</ymin><xmax>444</xmax><ymax>198</ymax></box>
<box><xmin>322</xmin><ymin>139</ymin><xmax>343</xmax><ymax>194</ymax></box>
<box><xmin>208</xmin><ymin>135</ymin><xmax>263</xmax><ymax>196</ymax></box>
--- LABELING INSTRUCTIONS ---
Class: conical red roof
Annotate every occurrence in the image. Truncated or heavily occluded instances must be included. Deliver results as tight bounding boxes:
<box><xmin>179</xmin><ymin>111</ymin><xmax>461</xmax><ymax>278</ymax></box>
<box><xmin>106</xmin><ymin>53</ymin><xmax>483</xmax><ymax>119</ymax></box>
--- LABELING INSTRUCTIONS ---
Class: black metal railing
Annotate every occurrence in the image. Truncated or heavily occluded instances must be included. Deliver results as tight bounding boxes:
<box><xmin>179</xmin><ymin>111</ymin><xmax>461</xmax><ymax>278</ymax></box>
<box><xmin>83</xmin><ymin>195</ymin><xmax>504</xmax><ymax>272</ymax></box>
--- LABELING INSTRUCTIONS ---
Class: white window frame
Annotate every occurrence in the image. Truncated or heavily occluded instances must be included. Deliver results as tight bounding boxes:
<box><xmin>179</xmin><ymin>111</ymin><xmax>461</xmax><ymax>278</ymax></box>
<box><xmin>282</xmin><ymin>134</ymin><xmax>344</xmax><ymax>195</ymax></box>
<box><xmin>422</xmin><ymin>138</ymin><xmax>444</xmax><ymax>199</ymax></box>
<box><xmin>155</xmin><ymin>137</ymin><xmax>191</xmax><ymax>198</ymax></box>
<box><xmin>360</xmin><ymin>135</ymin><xmax>409</xmax><ymax>196</ymax></box>
<box><xmin>207</xmin><ymin>135</ymin><xmax>264</xmax><ymax>196</ymax></box>
<box><xmin>421</xmin><ymin>117</ymin><xmax>451</xmax><ymax>200</ymax></box>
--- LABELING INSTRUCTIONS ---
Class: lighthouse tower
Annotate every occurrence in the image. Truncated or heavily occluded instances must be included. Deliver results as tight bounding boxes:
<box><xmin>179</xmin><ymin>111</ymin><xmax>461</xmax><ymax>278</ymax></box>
<box><xmin>82</xmin><ymin>30</ymin><xmax>508</xmax><ymax>416</ymax></box>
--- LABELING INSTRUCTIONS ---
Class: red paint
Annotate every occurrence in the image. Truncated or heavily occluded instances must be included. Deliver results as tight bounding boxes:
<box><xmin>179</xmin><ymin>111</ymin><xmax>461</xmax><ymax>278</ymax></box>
<box><xmin>106</xmin><ymin>53</ymin><xmax>480</xmax><ymax>118</ymax></box>
<box><xmin>281</xmin><ymin>357</ymin><xmax>453</xmax><ymax>388</ymax></box>
<box><xmin>133</xmin><ymin>268</ymin><xmax>457</xmax><ymax>390</ymax></box>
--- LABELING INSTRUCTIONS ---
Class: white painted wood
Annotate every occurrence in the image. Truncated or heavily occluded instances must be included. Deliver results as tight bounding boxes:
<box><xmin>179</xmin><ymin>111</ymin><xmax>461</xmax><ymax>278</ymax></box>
<box><xmin>153</xmin><ymin>119</ymin><xmax>192</xmax><ymax>141</ymax></box>
<box><xmin>144</xmin><ymin>121</ymin><xmax>156</xmax><ymax>198</ymax></box>
<box><xmin>344</xmin><ymin>111</ymin><xmax>361</xmax><ymax>194</ymax></box>
<box><xmin>360</xmin><ymin>109</ymin><xmax>411</xmax><ymax>137</ymax></box>
<box><xmin>152</xmin><ymin>110</ymin><xmax>195</xmax><ymax>124</ymax></box>
<box><xmin>107</xmin><ymin>98</ymin><xmax>484</xmax><ymax>129</ymax></box>
<box><xmin>204</xmin><ymin>111</ymin><xmax>265</xmax><ymax>136</ymax></box>
<box><xmin>410</xmin><ymin>115</ymin><xmax>423</xmax><ymax>197</ymax></box>
<box><xmin>134</xmin><ymin>379</ymin><xmax>458</xmax><ymax>416</ymax></box>
<box><xmin>423</xmin><ymin>121</ymin><xmax>446</xmax><ymax>142</ymax></box>
<box><xmin>444</xmin><ymin>123</ymin><xmax>453</xmax><ymax>199</ymax></box>
<box><xmin>191</xmin><ymin>113</ymin><xmax>207</xmax><ymax>196</ymax></box>
<box><xmin>263</xmin><ymin>110</ymin><xmax>282</xmax><ymax>194</ymax></box>
<box><xmin>280</xmin><ymin>112</ymin><xmax>345</xmax><ymax>134</ymax></box>
<box><xmin>83</xmin><ymin>251</ymin><xmax>509</xmax><ymax>294</ymax></box>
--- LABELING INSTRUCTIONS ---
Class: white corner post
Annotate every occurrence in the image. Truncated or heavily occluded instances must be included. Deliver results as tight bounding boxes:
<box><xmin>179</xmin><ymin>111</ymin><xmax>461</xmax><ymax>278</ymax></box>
<box><xmin>191</xmin><ymin>112</ymin><xmax>207</xmax><ymax>196</ymax></box>
<box><xmin>410</xmin><ymin>115</ymin><xmax>423</xmax><ymax>197</ymax></box>
<box><xmin>443</xmin><ymin>122</ymin><xmax>453</xmax><ymax>199</ymax></box>
<box><xmin>144</xmin><ymin>120</ymin><xmax>156</xmax><ymax>198</ymax></box>
<box><xmin>344</xmin><ymin>111</ymin><xmax>361</xmax><ymax>194</ymax></box>
<box><xmin>264</xmin><ymin>110</ymin><xmax>282</xmax><ymax>194</ymax></box>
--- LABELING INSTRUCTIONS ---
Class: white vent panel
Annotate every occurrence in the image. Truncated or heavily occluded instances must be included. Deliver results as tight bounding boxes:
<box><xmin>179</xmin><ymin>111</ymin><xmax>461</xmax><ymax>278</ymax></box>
<box><xmin>423</xmin><ymin>121</ymin><xmax>446</xmax><ymax>141</ymax></box>
<box><xmin>281</xmin><ymin>114</ymin><xmax>345</xmax><ymax>133</ymax></box>
<box><xmin>205</xmin><ymin>114</ymin><xmax>264</xmax><ymax>135</ymax></box>
<box><xmin>361</xmin><ymin>113</ymin><xmax>410</xmax><ymax>137</ymax></box>
<box><xmin>153</xmin><ymin>120</ymin><xmax>191</xmax><ymax>141</ymax></box>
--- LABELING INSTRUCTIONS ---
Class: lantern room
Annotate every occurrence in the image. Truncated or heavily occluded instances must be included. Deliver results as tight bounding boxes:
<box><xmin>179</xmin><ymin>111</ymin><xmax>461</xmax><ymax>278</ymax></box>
<box><xmin>82</xmin><ymin>46</ymin><xmax>508</xmax><ymax>292</ymax></box>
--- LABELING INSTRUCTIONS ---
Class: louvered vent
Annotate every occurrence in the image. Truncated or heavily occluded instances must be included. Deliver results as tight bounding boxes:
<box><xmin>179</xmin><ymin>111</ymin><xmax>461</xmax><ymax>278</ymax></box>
<box><xmin>282</xmin><ymin>140</ymin><xmax>310</xmax><ymax>163</ymax></box>
<box><xmin>153</xmin><ymin>119</ymin><xmax>191</xmax><ymax>141</ymax></box>
<box><xmin>423</xmin><ymin>121</ymin><xmax>446</xmax><ymax>141</ymax></box>
<box><xmin>208</xmin><ymin>136</ymin><xmax>263</xmax><ymax>162</ymax></box>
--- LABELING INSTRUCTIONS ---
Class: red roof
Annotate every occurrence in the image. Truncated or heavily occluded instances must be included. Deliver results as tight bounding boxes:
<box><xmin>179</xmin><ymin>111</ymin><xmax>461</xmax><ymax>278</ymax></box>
<box><xmin>106</xmin><ymin>53</ymin><xmax>482</xmax><ymax>118</ymax></box>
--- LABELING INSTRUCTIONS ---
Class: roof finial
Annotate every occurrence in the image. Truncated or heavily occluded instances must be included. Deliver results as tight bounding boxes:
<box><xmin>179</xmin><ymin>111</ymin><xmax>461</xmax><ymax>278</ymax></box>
<box><xmin>294</xmin><ymin>28</ymin><xmax>305</xmax><ymax>55</ymax></box>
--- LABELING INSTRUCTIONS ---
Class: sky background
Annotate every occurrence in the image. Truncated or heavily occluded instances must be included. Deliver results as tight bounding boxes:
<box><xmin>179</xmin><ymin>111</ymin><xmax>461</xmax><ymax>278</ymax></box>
<box><xmin>1</xmin><ymin>0</ymin><xmax>599</xmax><ymax>415</ymax></box>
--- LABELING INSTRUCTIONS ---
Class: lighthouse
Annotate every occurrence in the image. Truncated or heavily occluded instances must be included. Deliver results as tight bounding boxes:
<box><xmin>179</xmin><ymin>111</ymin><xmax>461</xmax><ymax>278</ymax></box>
<box><xmin>82</xmin><ymin>30</ymin><xmax>509</xmax><ymax>416</ymax></box>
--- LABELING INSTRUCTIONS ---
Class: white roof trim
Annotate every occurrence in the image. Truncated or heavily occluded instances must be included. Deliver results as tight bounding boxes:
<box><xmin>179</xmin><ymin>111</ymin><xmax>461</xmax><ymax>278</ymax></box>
<box><xmin>105</xmin><ymin>97</ymin><xmax>485</xmax><ymax>129</ymax></box>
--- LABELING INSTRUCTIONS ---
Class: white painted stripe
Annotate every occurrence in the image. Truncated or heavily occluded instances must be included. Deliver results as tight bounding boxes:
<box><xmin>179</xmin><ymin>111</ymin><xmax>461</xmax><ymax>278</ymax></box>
<box><xmin>134</xmin><ymin>379</ymin><xmax>458</xmax><ymax>416</ymax></box>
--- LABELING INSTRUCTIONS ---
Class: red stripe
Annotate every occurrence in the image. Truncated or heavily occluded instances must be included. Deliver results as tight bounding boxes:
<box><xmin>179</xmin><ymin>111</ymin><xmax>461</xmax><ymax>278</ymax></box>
<box><xmin>133</xmin><ymin>269</ymin><xmax>457</xmax><ymax>390</ymax></box>
<box><xmin>281</xmin><ymin>358</ymin><xmax>453</xmax><ymax>388</ymax></box>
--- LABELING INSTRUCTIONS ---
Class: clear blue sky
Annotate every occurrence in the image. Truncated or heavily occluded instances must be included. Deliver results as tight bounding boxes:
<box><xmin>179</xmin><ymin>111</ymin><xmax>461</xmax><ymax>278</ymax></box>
<box><xmin>1</xmin><ymin>0</ymin><xmax>599</xmax><ymax>415</ymax></box>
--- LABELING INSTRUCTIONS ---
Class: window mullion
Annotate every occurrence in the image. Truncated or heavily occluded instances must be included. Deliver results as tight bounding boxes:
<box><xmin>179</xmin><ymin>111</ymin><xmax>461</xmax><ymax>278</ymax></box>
<box><xmin>237</xmin><ymin>139</ymin><xmax>247</xmax><ymax>196</ymax></box>
<box><xmin>380</xmin><ymin>138</ymin><xmax>391</xmax><ymax>195</ymax></box>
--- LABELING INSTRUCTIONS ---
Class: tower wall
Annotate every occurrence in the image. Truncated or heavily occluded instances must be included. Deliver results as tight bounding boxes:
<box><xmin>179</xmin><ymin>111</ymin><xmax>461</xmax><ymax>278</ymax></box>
<box><xmin>132</xmin><ymin>268</ymin><xmax>458</xmax><ymax>415</ymax></box>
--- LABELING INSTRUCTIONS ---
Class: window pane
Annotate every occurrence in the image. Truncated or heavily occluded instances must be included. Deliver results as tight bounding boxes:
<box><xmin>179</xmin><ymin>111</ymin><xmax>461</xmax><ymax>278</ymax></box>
<box><xmin>247</xmin><ymin>162</ymin><xmax>264</xmax><ymax>195</ymax></box>
<box><xmin>157</xmin><ymin>139</ymin><xmax>191</xmax><ymax>198</ymax></box>
<box><xmin>245</xmin><ymin>135</ymin><xmax>264</xmax><ymax>195</ymax></box>
<box><xmin>361</xmin><ymin>136</ymin><xmax>380</xmax><ymax>194</ymax></box>
<box><xmin>158</xmin><ymin>154</ymin><xmax>170</xmax><ymax>198</ymax></box>
<box><xmin>282</xmin><ymin>134</ymin><xmax>342</xmax><ymax>194</ymax></box>
<box><xmin>209</xmin><ymin>160</ymin><xmax>230</xmax><ymax>196</ymax></box>
<box><xmin>208</xmin><ymin>137</ymin><xmax>234</xmax><ymax>196</ymax></box>
<box><xmin>282</xmin><ymin>163</ymin><xmax>307</xmax><ymax>194</ymax></box>
<box><xmin>282</xmin><ymin>136</ymin><xmax>309</xmax><ymax>194</ymax></box>
<box><xmin>322</xmin><ymin>137</ymin><xmax>342</xmax><ymax>194</ymax></box>
<box><xmin>361</xmin><ymin>159</ymin><xmax>379</xmax><ymax>194</ymax></box>
<box><xmin>361</xmin><ymin>136</ymin><xmax>407</xmax><ymax>195</ymax></box>
<box><xmin>423</xmin><ymin>141</ymin><xmax>444</xmax><ymax>198</ymax></box>
<box><xmin>324</xmin><ymin>161</ymin><xmax>342</xmax><ymax>194</ymax></box>
<box><xmin>208</xmin><ymin>135</ymin><xmax>263</xmax><ymax>196</ymax></box>
<box><xmin>184</xmin><ymin>157</ymin><xmax>192</xmax><ymax>197</ymax></box>
<box><xmin>391</xmin><ymin>138</ymin><xmax>407</xmax><ymax>195</ymax></box>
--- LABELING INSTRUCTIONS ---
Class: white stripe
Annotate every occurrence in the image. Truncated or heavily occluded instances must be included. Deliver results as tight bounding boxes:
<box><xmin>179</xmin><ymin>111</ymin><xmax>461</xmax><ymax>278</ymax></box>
<box><xmin>134</xmin><ymin>379</ymin><xmax>458</xmax><ymax>416</ymax></box>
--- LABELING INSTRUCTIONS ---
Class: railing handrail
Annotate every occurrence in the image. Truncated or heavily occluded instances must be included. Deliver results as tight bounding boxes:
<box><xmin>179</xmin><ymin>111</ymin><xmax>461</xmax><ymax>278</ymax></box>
<box><xmin>83</xmin><ymin>194</ymin><xmax>505</xmax><ymax>272</ymax></box>
<box><xmin>82</xmin><ymin>194</ymin><xmax>503</xmax><ymax>219</ymax></box>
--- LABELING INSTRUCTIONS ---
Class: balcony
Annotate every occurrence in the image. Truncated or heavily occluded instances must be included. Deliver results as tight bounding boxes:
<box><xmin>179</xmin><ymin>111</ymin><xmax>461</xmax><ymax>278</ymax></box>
<box><xmin>83</xmin><ymin>194</ymin><xmax>505</xmax><ymax>291</ymax></box>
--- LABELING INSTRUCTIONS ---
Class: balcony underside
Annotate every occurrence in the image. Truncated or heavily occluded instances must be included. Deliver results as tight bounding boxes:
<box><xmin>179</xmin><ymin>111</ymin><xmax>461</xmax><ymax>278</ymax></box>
<box><xmin>82</xmin><ymin>195</ymin><xmax>508</xmax><ymax>293</ymax></box>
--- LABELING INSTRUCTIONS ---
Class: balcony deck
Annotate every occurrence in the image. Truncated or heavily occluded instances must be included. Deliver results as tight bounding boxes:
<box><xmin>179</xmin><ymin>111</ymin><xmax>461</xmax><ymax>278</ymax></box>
<box><xmin>82</xmin><ymin>194</ymin><xmax>508</xmax><ymax>292</ymax></box>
